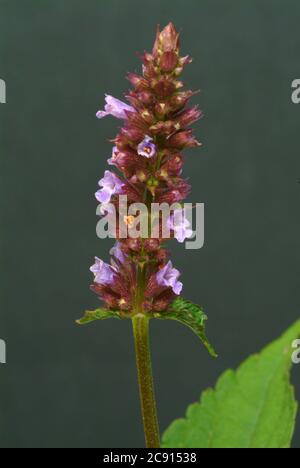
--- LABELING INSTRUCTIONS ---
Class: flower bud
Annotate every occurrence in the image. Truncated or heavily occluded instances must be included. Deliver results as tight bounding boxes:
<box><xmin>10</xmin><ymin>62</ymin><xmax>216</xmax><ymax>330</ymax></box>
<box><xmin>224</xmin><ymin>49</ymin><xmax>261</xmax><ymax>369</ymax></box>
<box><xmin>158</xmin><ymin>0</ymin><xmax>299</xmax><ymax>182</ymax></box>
<box><xmin>126</xmin><ymin>111</ymin><xmax>149</xmax><ymax>132</ymax></box>
<box><xmin>101</xmin><ymin>292</ymin><xmax>121</xmax><ymax>309</ymax></box>
<box><xmin>114</xmin><ymin>133</ymin><xmax>129</xmax><ymax>150</ymax></box>
<box><xmin>154</xmin><ymin>101</ymin><xmax>171</xmax><ymax>118</ymax></box>
<box><xmin>152</xmin><ymin>289</ymin><xmax>176</xmax><ymax>312</ymax></box>
<box><xmin>159</xmin><ymin>51</ymin><xmax>178</xmax><ymax>72</ymax></box>
<box><xmin>156</xmin><ymin>189</ymin><xmax>182</xmax><ymax>204</ymax></box>
<box><xmin>159</xmin><ymin>23</ymin><xmax>180</xmax><ymax>53</ymax></box>
<box><xmin>121</xmin><ymin>127</ymin><xmax>144</xmax><ymax>142</ymax></box>
<box><xmin>157</xmin><ymin>177</ymin><xmax>190</xmax><ymax>204</ymax></box>
<box><xmin>152</xmin><ymin>77</ymin><xmax>176</xmax><ymax>98</ymax></box>
<box><xmin>143</xmin><ymin>52</ymin><xmax>154</xmax><ymax>64</ymax></box>
<box><xmin>169</xmin><ymin>91</ymin><xmax>194</xmax><ymax>111</ymax></box>
<box><xmin>140</xmin><ymin>108</ymin><xmax>155</xmax><ymax>124</ymax></box>
<box><xmin>150</xmin><ymin>120</ymin><xmax>175</xmax><ymax>135</ymax></box>
<box><xmin>176</xmin><ymin>106</ymin><xmax>203</xmax><ymax>128</ymax></box>
<box><xmin>158</xmin><ymin>154</ymin><xmax>184</xmax><ymax>178</ymax></box>
<box><xmin>127</xmin><ymin>73</ymin><xmax>149</xmax><ymax>90</ymax></box>
<box><xmin>168</xmin><ymin>130</ymin><xmax>202</xmax><ymax>149</ymax></box>
<box><xmin>121</xmin><ymin>184</ymin><xmax>142</xmax><ymax>202</ymax></box>
<box><xmin>179</xmin><ymin>55</ymin><xmax>193</xmax><ymax>66</ymax></box>
<box><xmin>138</xmin><ymin>91</ymin><xmax>155</xmax><ymax>106</ymax></box>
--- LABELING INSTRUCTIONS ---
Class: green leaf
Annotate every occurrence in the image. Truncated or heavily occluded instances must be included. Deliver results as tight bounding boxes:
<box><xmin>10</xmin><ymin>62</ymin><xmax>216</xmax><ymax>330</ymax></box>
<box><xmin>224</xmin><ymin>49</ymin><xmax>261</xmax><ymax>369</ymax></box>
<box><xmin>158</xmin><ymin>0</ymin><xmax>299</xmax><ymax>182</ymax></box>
<box><xmin>162</xmin><ymin>320</ymin><xmax>300</xmax><ymax>448</ymax></box>
<box><xmin>76</xmin><ymin>308</ymin><xmax>123</xmax><ymax>325</ymax></box>
<box><xmin>153</xmin><ymin>297</ymin><xmax>217</xmax><ymax>358</ymax></box>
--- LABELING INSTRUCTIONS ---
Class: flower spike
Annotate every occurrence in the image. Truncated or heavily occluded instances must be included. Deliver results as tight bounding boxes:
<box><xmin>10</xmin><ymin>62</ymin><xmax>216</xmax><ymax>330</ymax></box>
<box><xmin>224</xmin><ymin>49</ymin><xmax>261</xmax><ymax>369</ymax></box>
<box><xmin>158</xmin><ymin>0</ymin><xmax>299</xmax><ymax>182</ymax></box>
<box><xmin>78</xmin><ymin>23</ymin><xmax>216</xmax><ymax>450</ymax></box>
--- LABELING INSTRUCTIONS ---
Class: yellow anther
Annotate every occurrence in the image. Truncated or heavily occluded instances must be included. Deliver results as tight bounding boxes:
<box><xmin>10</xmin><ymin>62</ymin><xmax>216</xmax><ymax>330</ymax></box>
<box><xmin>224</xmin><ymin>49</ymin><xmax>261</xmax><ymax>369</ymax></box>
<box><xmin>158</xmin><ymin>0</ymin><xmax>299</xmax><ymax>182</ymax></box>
<box><xmin>124</xmin><ymin>215</ymin><xmax>135</xmax><ymax>228</ymax></box>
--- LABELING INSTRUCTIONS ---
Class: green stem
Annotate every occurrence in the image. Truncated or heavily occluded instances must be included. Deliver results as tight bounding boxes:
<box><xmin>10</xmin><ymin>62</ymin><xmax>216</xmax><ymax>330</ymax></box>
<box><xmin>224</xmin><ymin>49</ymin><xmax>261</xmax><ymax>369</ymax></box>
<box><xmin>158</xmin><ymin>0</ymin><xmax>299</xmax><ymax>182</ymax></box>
<box><xmin>132</xmin><ymin>314</ymin><xmax>160</xmax><ymax>448</ymax></box>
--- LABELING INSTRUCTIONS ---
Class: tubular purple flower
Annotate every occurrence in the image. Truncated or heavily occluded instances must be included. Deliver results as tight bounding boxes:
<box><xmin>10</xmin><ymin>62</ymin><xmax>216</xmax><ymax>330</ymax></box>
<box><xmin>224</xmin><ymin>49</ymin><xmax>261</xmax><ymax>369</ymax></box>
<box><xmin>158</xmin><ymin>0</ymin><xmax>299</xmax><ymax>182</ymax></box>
<box><xmin>156</xmin><ymin>261</ymin><xmax>183</xmax><ymax>295</ymax></box>
<box><xmin>96</xmin><ymin>94</ymin><xmax>134</xmax><ymax>120</ymax></box>
<box><xmin>137</xmin><ymin>135</ymin><xmax>157</xmax><ymax>158</ymax></box>
<box><xmin>110</xmin><ymin>242</ymin><xmax>126</xmax><ymax>264</ymax></box>
<box><xmin>90</xmin><ymin>257</ymin><xmax>116</xmax><ymax>285</ymax></box>
<box><xmin>95</xmin><ymin>170</ymin><xmax>124</xmax><ymax>204</ymax></box>
<box><xmin>167</xmin><ymin>209</ymin><xmax>193</xmax><ymax>243</ymax></box>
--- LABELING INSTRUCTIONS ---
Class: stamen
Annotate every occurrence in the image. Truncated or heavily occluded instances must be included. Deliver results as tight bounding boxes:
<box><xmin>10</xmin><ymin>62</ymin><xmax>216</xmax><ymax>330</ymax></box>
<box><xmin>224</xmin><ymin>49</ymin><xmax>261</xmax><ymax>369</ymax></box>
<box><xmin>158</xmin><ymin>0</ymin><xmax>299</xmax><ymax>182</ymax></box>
<box><xmin>124</xmin><ymin>215</ymin><xmax>135</xmax><ymax>228</ymax></box>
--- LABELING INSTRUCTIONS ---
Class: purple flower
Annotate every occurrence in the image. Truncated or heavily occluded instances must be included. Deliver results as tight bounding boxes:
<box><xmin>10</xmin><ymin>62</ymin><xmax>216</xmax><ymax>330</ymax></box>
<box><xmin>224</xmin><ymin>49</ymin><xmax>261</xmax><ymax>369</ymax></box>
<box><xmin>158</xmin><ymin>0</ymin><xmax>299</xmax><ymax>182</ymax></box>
<box><xmin>95</xmin><ymin>171</ymin><xmax>124</xmax><ymax>204</ymax></box>
<box><xmin>167</xmin><ymin>209</ymin><xmax>193</xmax><ymax>243</ymax></box>
<box><xmin>90</xmin><ymin>257</ymin><xmax>116</xmax><ymax>285</ymax></box>
<box><xmin>96</xmin><ymin>95</ymin><xmax>134</xmax><ymax>120</ymax></box>
<box><xmin>137</xmin><ymin>136</ymin><xmax>157</xmax><ymax>158</ymax></box>
<box><xmin>110</xmin><ymin>242</ymin><xmax>126</xmax><ymax>264</ymax></box>
<box><xmin>156</xmin><ymin>261</ymin><xmax>183</xmax><ymax>295</ymax></box>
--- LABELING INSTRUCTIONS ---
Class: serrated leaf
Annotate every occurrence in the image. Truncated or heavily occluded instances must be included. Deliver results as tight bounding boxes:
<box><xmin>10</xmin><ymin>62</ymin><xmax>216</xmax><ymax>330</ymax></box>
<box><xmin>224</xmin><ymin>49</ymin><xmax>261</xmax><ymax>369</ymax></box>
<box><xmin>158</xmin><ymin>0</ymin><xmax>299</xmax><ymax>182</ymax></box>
<box><xmin>162</xmin><ymin>320</ymin><xmax>300</xmax><ymax>448</ymax></box>
<box><xmin>154</xmin><ymin>297</ymin><xmax>217</xmax><ymax>358</ymax></box>
<box><xmin>76</xmin><ymin>308</ymin><xmax>122</xmax><ymax>325</ymax></box>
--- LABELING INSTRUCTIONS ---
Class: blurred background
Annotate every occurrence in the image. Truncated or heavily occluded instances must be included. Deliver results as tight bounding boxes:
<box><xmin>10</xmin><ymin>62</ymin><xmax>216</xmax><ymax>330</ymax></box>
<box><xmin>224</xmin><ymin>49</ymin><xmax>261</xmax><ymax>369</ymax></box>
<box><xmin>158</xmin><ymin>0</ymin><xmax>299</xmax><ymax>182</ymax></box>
<box><xmin>0</xmin><ymin>0</ymin><xmax>299</xmax><ymax>448</ymax></box>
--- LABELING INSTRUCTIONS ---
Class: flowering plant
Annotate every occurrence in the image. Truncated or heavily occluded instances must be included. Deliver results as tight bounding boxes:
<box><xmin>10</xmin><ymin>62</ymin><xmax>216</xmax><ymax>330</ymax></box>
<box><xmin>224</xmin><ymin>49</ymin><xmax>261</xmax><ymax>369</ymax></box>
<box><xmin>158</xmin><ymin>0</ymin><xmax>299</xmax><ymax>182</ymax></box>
<box><xmin>90</xmin><ymin>22</ymin><xmax>205</xmax><ymax>317</ymax></box>
<box><xmin>77</xmin><ymin>23</ymin><xmax>215</xmax><ymax>448</ymax></box>
<box><xmin>76</xmin><ymin>22</ymin><xmax>300</xmax><ymax>451</ymax></box>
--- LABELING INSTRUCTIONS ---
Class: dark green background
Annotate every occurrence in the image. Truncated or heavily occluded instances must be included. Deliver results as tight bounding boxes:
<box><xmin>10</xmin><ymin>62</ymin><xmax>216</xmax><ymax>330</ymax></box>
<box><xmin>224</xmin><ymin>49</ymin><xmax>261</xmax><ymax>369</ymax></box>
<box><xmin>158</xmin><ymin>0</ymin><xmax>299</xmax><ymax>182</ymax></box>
<box><xmin>0</xmin><ymin>0</ymin><xmax>299</xmax><ymax>448</ymax></box>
